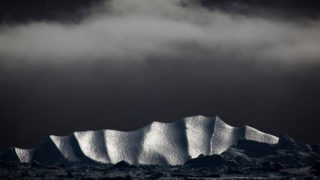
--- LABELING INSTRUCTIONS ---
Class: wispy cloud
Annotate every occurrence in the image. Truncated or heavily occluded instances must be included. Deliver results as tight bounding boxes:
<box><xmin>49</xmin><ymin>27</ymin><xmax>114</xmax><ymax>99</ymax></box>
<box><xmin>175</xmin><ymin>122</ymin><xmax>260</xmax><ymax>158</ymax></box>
<box><xmin>0</xmin><ymin>0</ymin><xmax>319</xmax><ymax>65</ymax></box>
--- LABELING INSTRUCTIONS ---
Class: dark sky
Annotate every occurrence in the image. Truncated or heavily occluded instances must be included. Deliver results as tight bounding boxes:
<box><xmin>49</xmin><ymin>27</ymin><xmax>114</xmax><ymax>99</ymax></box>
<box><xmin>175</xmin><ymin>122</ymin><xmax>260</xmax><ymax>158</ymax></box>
<box><xmin>0</xmin><ymin>0</ymin><xmax>320</xmax><ymax>151</ymax></box>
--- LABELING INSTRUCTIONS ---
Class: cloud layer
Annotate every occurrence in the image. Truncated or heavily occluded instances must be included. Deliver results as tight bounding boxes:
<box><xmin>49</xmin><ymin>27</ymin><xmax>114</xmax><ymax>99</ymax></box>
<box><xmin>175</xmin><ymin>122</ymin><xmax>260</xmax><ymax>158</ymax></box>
<box><xmin>0</xmin><ymin>0</ymin><xmax>320</xmax><ymax>65</ymax></box>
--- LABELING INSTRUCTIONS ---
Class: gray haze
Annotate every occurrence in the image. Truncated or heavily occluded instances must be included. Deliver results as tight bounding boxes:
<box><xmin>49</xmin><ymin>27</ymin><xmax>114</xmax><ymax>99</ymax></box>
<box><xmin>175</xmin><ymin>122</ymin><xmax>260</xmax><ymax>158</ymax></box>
<box><xmin>0</xmin><ymin>0</ymin><xmax>320</xmax><ymax>150</ymax></box>
<box><xmin>0</xmin><ymin>0</ymin><xmax>320</xmax><ymax>63</ymax></box>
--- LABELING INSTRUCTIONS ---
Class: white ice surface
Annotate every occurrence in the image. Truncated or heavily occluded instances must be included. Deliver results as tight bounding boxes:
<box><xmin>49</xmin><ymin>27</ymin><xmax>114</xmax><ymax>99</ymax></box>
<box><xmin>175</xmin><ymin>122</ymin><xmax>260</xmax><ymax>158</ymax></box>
<box><xmin>74</xmin><ymin>130</ymin><xmax>110</xmax><ymax>163</ymax></box>
<box><xmin>15</xmin><ymin>148</ymin><xmax>33</xmax><ymax>163</ymax></box>
<box><xmin>3</xmin><ymin>115</ymin><xmax>279</xmax><ymax>165</ymax></box>
<box><xmin>49</xmin><ymin>135</ymin><xmax>80</xmax><ymax>162</ymax></box>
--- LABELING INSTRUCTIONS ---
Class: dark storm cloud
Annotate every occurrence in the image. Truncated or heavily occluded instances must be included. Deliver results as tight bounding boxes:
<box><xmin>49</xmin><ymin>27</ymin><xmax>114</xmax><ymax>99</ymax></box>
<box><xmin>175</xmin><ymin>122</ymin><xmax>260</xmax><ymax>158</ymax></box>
<box><xmin>0</xmin><ymin>0</ymin><xmax>105</xmax><ymax>23</ymax></box>
<box><xmin>0</xmin><ymin>0</ymin><xmax>320</xmax><ymax>63</ymax></box>
<box><xmin>0</xmin><ymin>0</ymin><xmax>320</xmax><ymax>150</ymax></box>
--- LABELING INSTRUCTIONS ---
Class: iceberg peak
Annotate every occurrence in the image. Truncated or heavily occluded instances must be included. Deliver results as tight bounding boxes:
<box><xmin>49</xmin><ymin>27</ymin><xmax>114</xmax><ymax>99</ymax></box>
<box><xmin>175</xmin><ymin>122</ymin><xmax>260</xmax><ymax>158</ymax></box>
<box><xmin>0</xmin><ymin>115</ymin><xmax>278</xmax><ymax>165</ymax></box>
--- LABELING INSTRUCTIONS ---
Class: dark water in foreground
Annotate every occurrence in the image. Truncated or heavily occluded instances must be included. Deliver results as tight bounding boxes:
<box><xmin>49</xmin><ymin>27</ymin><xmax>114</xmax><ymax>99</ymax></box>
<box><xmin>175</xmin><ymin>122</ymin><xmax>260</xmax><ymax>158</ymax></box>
<box><xmin>0</xmin><ymin>161</ymin><xmax>318</xmax><ymax>180</ymax></box>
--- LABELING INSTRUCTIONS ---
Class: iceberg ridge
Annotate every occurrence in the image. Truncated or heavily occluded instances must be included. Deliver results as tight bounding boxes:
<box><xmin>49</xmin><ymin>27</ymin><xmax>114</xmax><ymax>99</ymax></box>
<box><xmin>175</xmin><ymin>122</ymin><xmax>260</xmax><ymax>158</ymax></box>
<box><xmin>0</xmin><ymin>115</ymin><xmax>278</xmax><ymax>165</ymax></box>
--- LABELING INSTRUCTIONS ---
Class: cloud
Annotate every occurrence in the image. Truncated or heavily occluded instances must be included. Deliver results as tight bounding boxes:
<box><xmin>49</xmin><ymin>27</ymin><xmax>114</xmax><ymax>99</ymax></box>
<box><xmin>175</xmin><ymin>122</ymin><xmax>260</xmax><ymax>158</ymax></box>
<box><xmin>0</xmin><ymin>0</ymin><xmax>320</xmax><ymax>65</ymax></box>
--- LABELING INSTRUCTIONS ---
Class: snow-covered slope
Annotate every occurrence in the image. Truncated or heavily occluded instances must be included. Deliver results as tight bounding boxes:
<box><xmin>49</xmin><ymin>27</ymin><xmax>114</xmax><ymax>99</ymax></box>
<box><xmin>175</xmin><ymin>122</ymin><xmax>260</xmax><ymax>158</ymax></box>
<box><xmin>0</xmin><ymin>116</ymin><xmax>278</xmax><ymax>165</ymax></box>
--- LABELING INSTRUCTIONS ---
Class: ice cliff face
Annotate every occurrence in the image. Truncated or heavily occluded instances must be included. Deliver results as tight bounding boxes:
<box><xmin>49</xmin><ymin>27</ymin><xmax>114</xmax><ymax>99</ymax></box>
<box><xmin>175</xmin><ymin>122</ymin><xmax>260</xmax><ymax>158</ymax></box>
<box><xmin>0</xmin><ymin>116</ymin><xmax>278</xmax><ymax>165</ymax></box>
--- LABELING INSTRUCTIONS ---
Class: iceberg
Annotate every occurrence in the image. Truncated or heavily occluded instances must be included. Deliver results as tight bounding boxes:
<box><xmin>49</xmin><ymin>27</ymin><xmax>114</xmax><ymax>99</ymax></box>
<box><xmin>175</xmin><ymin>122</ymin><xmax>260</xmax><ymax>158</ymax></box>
<box><xmin>0</xmin><ymin>115</ymin><xmax>278</xmax><ymax>165</ymax></box>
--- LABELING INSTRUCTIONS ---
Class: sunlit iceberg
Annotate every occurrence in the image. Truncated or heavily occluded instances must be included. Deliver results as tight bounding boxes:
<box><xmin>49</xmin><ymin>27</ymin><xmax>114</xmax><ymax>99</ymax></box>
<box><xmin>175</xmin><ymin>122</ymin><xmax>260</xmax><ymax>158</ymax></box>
<box><xmin>0</xmin><ymin>115</ymin><xmax>278</xmax><ymax>165</ymax></box>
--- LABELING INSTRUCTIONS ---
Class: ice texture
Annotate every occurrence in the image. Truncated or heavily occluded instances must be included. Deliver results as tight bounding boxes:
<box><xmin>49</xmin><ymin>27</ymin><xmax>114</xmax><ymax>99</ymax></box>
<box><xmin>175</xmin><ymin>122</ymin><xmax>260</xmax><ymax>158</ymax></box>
<box><xmin>0</xmin><ymin>115</ymin><xmax>279</xmax><ymax>165</ymax></box>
